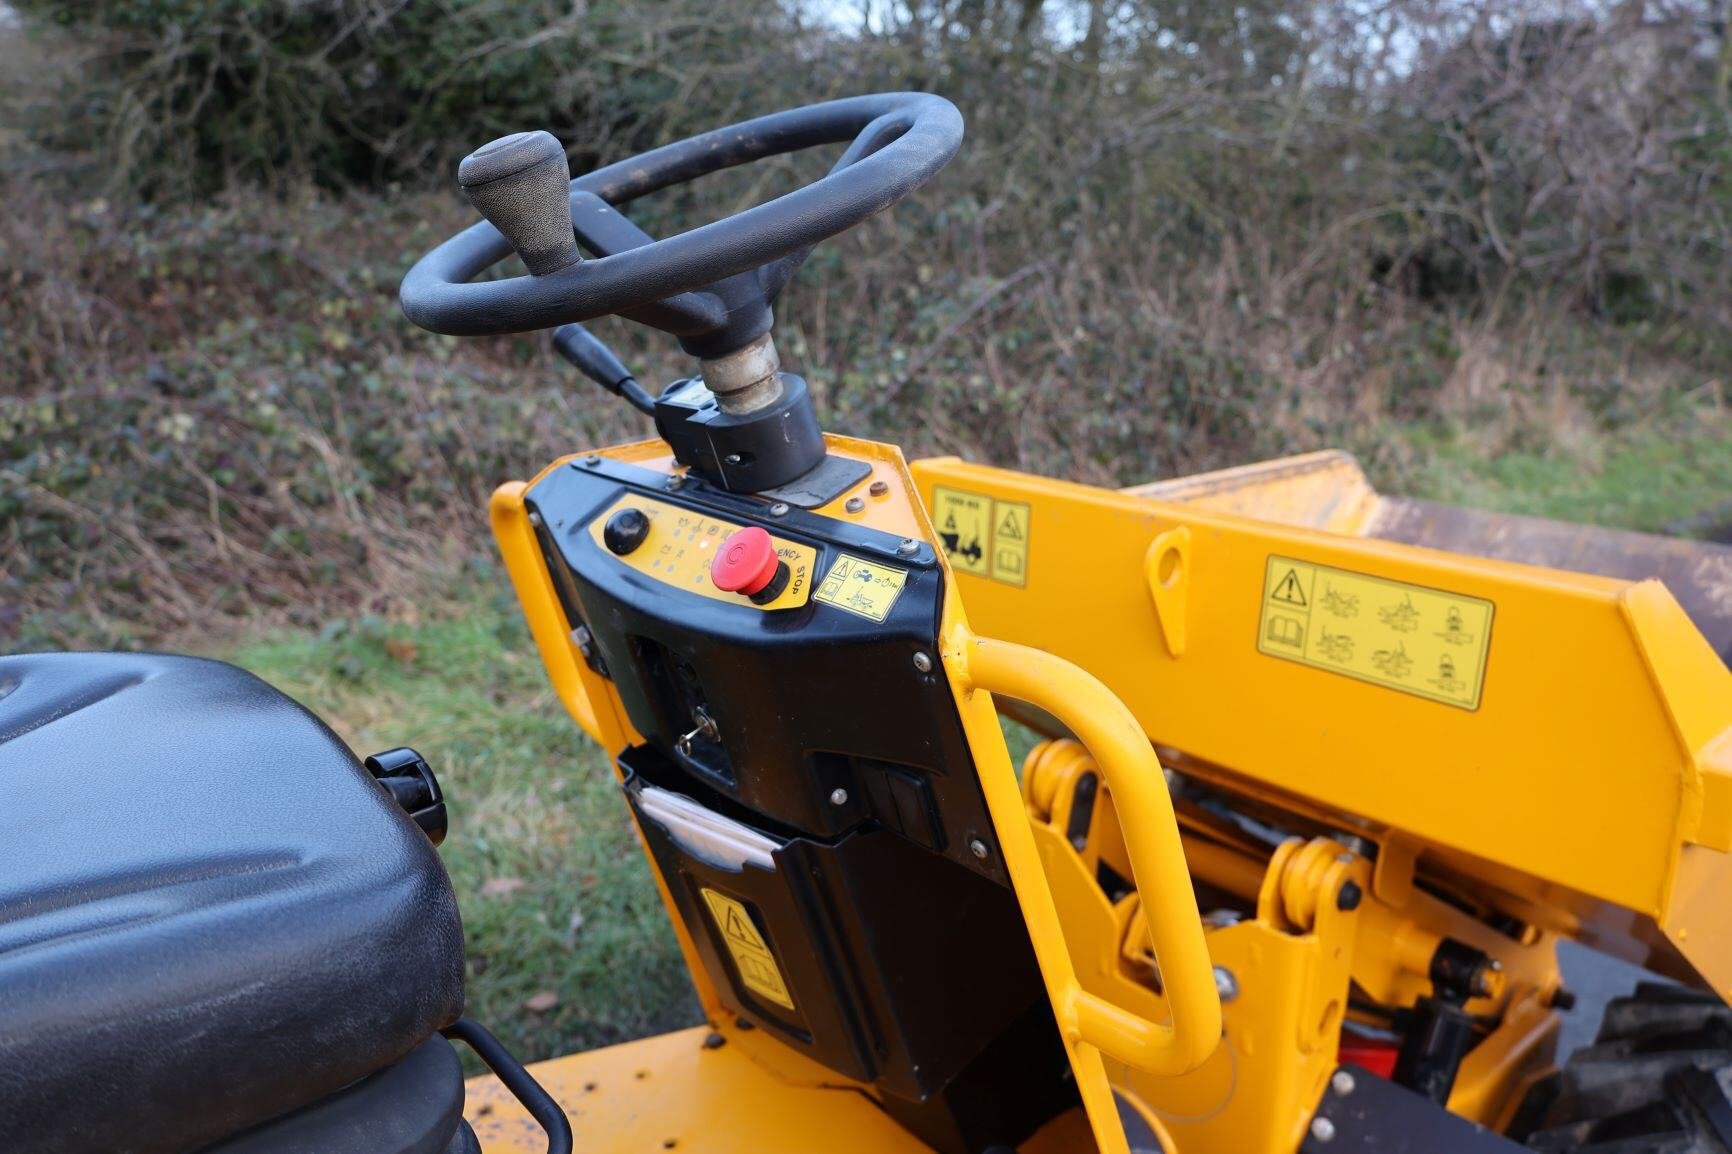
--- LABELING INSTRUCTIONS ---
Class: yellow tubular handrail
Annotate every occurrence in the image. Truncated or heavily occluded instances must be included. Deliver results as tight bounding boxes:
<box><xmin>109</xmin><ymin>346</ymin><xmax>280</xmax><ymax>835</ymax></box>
<box><xmin>962</xmin><ymin>635</ymin><xmax>1222</xmax><ymax>1076</ymax></box>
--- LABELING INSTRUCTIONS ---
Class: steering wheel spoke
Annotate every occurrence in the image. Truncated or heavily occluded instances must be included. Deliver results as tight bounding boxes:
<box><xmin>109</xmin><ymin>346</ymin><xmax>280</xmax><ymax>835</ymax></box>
<box><xmin>570</xmin><ymin>191</ymin><xmax>655</xmax><ymax>258</ymax></box>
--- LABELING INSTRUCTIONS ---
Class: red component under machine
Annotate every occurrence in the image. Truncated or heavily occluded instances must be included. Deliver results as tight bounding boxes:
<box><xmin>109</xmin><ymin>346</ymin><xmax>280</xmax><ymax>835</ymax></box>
<box><xmin>1337</xmin><ymin>1033</ymin><xmax>1400</xmax><ymax>1081</ymax></box>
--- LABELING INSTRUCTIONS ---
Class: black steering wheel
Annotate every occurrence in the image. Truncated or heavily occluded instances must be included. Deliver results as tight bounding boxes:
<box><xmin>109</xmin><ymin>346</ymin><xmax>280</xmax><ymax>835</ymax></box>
<box><xmin>399</xmin><ymin>92</ymin><xmax>963</xmax><ymax>360</ymax></box>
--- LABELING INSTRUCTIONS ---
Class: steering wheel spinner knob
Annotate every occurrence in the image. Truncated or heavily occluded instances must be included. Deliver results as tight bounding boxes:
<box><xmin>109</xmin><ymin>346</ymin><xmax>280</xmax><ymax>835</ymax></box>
<box><xmin>458</xmin><ymin>130</ymin><xmax>581</xmax><ymax>277</ymax></box>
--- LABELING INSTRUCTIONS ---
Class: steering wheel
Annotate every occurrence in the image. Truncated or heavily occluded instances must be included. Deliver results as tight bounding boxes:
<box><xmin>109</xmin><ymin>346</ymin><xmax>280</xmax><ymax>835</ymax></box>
<box><xmin>399</xmin><ymin>92</ymin><xmax>963</xmax><ymax>361</ymax></box>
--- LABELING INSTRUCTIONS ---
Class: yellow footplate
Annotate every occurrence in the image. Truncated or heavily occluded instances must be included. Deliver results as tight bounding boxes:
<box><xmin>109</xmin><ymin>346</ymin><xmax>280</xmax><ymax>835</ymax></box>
<box><xmin>463</xmin><ymin>1023</ymin><xmax>1092</xmax><ymax>1153</ymax></box>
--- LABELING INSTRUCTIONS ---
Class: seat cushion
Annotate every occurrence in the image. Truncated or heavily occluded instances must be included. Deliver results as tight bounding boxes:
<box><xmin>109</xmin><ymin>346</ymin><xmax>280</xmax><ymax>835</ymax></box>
<box><xmin>0</xmin><ymin>653</ymin><xmax>466</xmax><ymax>1154</ymax></box>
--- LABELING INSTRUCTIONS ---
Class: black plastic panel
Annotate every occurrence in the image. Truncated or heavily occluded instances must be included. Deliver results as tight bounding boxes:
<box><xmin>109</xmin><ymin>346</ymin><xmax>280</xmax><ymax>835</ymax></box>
<box><xmin>1301</xmin><ymin>1065</ymin><xmax>1526</xmax><ymax>1152</ymax></box>
<box><xmin>527</xmin><ymin>455</ymin><xmax>1076</xmax><ymax>1153</ymax></box>
<box><xmin>527</xmin><ymin>456</ymin><xmax>1000</xmax><ymax>884</ymax></box>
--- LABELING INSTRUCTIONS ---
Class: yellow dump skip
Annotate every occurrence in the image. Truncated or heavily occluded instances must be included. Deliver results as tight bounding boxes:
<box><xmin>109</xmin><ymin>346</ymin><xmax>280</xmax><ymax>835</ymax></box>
<box><xmin>1256</xmin><ymin>555</ymin><xmax>1495</xmax><ymax>710</ymax></box>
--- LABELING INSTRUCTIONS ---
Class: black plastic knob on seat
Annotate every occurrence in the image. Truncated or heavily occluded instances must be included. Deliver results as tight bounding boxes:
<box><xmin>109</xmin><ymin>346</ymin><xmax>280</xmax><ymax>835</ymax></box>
<box><xmin>365</xmin><ymin>746</ymin><xmax>448</xmax><ymax>846</ymax></box>
<box><xmin>457</xmin><ymin>130</ymin><xmax>580</xmax><ymax>277</ymax></box>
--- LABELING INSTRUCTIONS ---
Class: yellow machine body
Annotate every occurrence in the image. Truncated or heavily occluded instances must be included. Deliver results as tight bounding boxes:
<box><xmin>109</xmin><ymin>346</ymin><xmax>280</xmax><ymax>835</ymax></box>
<box><xmin>479</xmin><ymin>436</ymin><xmax>1732</xmax><ymax>1153</ymax></box>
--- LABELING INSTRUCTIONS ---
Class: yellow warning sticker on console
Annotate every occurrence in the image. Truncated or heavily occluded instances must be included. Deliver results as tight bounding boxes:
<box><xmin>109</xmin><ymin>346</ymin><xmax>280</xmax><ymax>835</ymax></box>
<box><xmin>1256</xmin><ymin>556</ymin><xmax>1494</xmax><ymax>710</ymax></box>
<box><xmin>932</xmin><ymin>486</ymin><xmax>1030</xmax><ymax>586</ymax></box>
<box><xmin>814</xmin><ymin>553</ymin><xmax>908</xmax><ymax>622</ymax></box>
<box><xmin>700</xmin><ymin>888</ymin><xmax>795</xmax><ymax>1010</ymax></box>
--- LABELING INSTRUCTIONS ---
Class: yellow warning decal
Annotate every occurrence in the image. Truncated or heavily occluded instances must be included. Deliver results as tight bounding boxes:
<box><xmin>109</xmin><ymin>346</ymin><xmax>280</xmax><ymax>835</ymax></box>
<box><xmin>814</xmin><ymin>553</ymin><xmax>908</xmax><ymax>622</ymax></box>
<box><xmin>699</xmin><ymin>888</ymin><xmax>795</xmax><ymax>1011</ymax></box>
<box><xmin>1257</xmin><ymin>556</ymin><xmax>1494</xmax><ymax>710</ymax></box>
<box><xmin>931</xmin><ymin>486</ymin><xmax>1030</xmax><ymax>586</ymax></box>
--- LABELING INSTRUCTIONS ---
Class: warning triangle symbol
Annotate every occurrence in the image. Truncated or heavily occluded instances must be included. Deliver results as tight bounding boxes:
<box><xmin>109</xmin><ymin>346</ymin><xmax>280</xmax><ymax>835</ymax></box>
<box><xmin>997</xmin><ymin>510</ymin><xmax>1023</xmax><ymax>540</ymax></box>
<box><xmin>724</xmin><ymin>907</ymin><xmax>757</xmax><ymax>946</ymax></box>
<box><xmin>944</xmin><ymin>512</ymin><xmax>957</xmax><ymax>530</ymax></box>
<box><xmin>1272</xmin><ymin>569</ymin><xmax>1307</xmax><ymax>606</ymax></box>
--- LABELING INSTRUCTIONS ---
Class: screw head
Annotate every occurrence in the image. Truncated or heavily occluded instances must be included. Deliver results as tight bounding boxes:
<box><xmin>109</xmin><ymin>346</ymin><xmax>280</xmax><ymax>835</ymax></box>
<box><xmin>969</xmin><ymin>838</ymin><xmax>991</xmax><ymax>860</ymax></box>
<box><xmin>896</xmin><ymin>538</ymin><xmax>919</xmax><ymax>555</ymax></box>
<box><xmin>1331</xmin><ymin>1070</ymin><xmax>1355</xmax><ymax>1097</ymax></box>
<box><xmin>723</xmin><ymin>453</ymin><xmax>743</xmax><ymax>466</ymax></box>
<box><xmin>768</xmin><ymin>502</ymin><xmax>790</xmax><ymax>517</ymax></box>
<box><xmin>829</xmin><ymin>788</ymin><xmax>848</xmax><ymax>806</ymax></box>
<box><xmin>869</xmin><ymin>480</ymin><xmax>890</xmax><ymax>497</ymax></box>
<box><xmin>665</xmin><ymin>474</ymin><xmax>685</xmax><ymax>490</ymax></box>
<box><xmin>911</xmin><ymin>651</ymin><xmax>933</xmax><ymax>673</ymax></box>
<box><xmin>1213</xmin><ymin>966</ymin><xmax>1240</xmax><ymax>1003</ymax></box>
<box><xmin>1336</xmin><ymin>880</ymin><xmax>1363</xmax><ymax>912</ymax></box>
<box><xmin>1310</xmin><ymin>1116</ymin><xmax>1336</xmax><ymax>1143</ymax></box>
<box><xmin>844</xmin><ymin>496</ymin><xmax>865</xmax><ymax>513</ymax></box>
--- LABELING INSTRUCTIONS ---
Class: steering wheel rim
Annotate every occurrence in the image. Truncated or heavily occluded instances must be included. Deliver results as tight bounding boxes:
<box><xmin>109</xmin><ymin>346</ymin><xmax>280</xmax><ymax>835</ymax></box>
<box><xmin>399</xmin><ymin>92</ymin><xmax>963</xmax><ymax>345</ymax></box>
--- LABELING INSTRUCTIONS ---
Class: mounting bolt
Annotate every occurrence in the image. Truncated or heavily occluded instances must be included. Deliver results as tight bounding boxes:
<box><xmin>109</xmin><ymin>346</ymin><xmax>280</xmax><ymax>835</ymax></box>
<box><xmin>869</xmin><ymin>480</ymin><xmax>890</xmax><ymax>497</ymax></box>
<box><xmin>896</xmin><ymin>538</ymin><xmax>919</xmax><ymax>555</ymax></box>
<box><xmin>724</xmin><ymin>453</ymin><xmax>743</xmax><ymax>466</ymax></box>
<box><xmin>1213</xmin><ymin>966</ymin><xmax>1240</xmax><ymax>1003</ymax></box>
<box><xmin>911</xmin><ymin>652</ymin><xmax>933</xmax><ymax>673</ymax></box>
<box><xmin>1336</xmin><ymin>881</ymin><xmax>1363</xmax><ymax>911</ymax></box>
<box><xmin>1331</xmin><ymin>1070</ymin><xmax>1355</xmax><ymax>1097</ymax></box>
<box><xmin>844</xmin><ymin>496</ymin><xmax>865</xmax><ymax>513</ymax></box>
<box><xmin>969</xmin><ymin>838</ymin><xmax>991</xmax><ymax>860</ymax></box>
<box><xmin>702</xmin><ymin>1031</ymin><xmax>726</xmax><ymax>1050</ymax></box>
<box><xmin>829</xmin><ymin>788</ymin><xmax>848</xmax><ymax>806</ymax></box>
<box><xmin>1310</xmin><ymin>1116</ymin><xmax>1336</xmax><ymax>1143</ymax></box>
<box><xmin>768</xmin><ymin>502</ymin><xmax>790</xmax><ymax>518</ymax></box>
<box><xmin>665</xmin><ymin>474</ymin><xmax>685</xmax><ymax>490</ymax></box>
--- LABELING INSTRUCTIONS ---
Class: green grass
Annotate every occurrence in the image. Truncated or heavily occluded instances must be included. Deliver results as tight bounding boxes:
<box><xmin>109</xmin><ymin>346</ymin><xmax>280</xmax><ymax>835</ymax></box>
<box><xmin>220</xmin><ymin>412</ymin><xmax>1731</xmax><ymax>1066</ymax></box>
<box><xmin>229</xmin><ymin>594</ymin><xmax>700</xmax><ymax>1065</ymax></box>
<box><xmin>1397</xmin><ymin>417</ymin><xmax>1732</xmax><ymax>537</ymax></box>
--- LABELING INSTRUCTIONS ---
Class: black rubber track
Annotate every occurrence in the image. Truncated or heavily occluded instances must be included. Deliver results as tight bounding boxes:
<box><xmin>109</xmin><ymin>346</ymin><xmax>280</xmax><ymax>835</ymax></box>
<box><xmin>1517</xmin><ymin>983</ymin><xmax>1732</xmax><ymax>1152</ymax></box>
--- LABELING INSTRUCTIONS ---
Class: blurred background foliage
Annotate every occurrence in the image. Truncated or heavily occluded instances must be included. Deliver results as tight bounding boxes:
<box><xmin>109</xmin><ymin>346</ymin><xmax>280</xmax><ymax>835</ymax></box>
<box><xmin>4</xmin><ymin>0</ymin><xmax>1730</xmax><ymax>647</ymax></box>
<box><xmin>3</xmin><ymin>0</ymin><xmax>1731</xmax><ymax>1063</ymax></box>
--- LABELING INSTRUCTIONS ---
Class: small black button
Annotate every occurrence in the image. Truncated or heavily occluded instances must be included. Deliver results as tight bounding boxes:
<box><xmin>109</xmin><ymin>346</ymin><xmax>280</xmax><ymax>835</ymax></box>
<box><xmin>603</xmin><ymin>507</ymin><xmax>651</xmax><ymax>555</ymax></box>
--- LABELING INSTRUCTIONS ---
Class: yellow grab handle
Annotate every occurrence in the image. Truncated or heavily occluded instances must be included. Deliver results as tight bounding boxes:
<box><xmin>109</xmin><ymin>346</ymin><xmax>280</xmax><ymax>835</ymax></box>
<box><xmin>961</xmin><ymin>635</ymin><xmax>1221</xmax><ymax>1076</ymax></box>
<box><xmin>491</xmin><ymin>481</ymin><xmax>602</xmax><ymax>742</ymax></box>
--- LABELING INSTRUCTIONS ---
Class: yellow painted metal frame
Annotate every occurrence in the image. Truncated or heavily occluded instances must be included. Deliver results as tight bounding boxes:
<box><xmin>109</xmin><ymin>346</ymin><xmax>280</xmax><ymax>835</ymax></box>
<box><xmin>483</xmin><ymin>436</ymin><xmax>1732</xmax><ymax>1153</ymax></box>
<box><xmin>908</xmin><ymin>455</ymin><xmax>1732</xmax><ymax>998</ymax></box>
<box><xmin>487</xmin><ymin>436</ymin><xmax>1226</xmax><ymax>1153</ymax></box>
<box><xmin>1018</xmin><ymin>734</ymin><xmax>1564</xmax><ymax>1148</ymax></box>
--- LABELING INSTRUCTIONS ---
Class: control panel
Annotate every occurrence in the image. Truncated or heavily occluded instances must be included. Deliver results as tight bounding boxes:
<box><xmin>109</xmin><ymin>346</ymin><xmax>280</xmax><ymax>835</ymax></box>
<box><xmin>588</xmin><ymin>495</ymin><xmax>818</xmax><ymax>610</ymax></box>
<box><xmin>517</xmin><ymin>441</ymin><xmax>1076</xmax><ymax>1154</ymax></box>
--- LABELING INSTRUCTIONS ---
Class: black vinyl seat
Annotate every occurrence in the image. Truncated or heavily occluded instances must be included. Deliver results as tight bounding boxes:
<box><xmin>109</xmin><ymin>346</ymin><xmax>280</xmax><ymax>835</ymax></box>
<box><xmin>0</xmin><ymin>653</ymin><xmax>467</xmax><ymax>1154</ymax></box>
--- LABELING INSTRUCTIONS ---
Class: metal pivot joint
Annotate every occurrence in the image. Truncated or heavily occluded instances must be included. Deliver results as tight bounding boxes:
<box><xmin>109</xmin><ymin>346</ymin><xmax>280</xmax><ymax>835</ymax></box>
<box><xmin>652</xmin><ymin>343</ymin><xmax>826</xmax><ymax>491</ymax></box>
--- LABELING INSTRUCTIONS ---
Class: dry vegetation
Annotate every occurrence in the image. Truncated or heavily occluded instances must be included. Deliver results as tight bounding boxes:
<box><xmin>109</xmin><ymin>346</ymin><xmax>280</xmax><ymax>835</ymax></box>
<box><xmin>4</xmin><ymin>0</ymin><xmax>1730</xmax><ymax>648</ymax></box>
<box><xmin>4</xmin><ymin>0</ymin><xmax>1730</xmax><ymax>1064</ymax></box>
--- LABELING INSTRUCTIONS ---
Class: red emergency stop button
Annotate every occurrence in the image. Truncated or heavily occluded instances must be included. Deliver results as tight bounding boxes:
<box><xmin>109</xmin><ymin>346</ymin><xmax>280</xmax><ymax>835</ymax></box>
<box><xmin>711</xmin><ymin>526</ymin><xmax>781</xmax><ymax>597</ymax></box>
